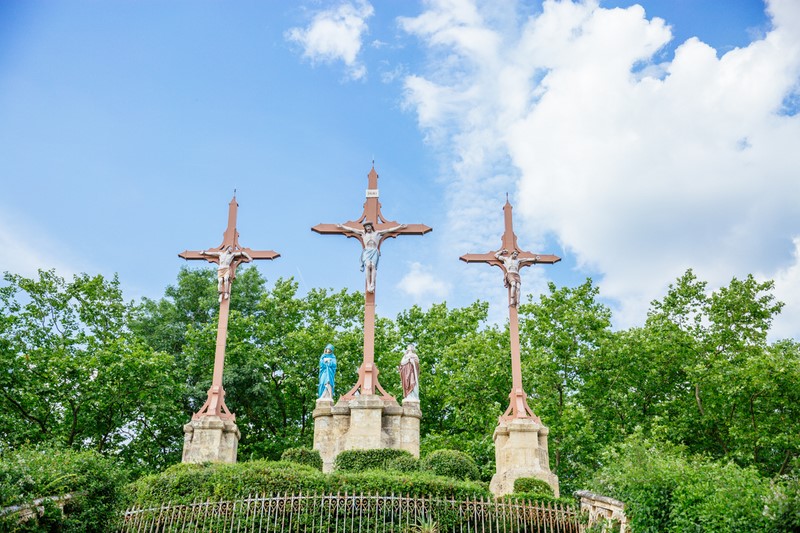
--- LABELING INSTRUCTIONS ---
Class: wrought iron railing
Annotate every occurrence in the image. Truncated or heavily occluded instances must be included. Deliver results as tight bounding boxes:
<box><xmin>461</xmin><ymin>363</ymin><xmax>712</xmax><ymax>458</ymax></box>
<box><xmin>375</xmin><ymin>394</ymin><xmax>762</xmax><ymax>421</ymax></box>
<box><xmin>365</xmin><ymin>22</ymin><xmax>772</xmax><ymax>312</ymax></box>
<box><xmin>120</xmin><ymin>492</ymin><xmax>582</xmax><ymax>532</ymax></box>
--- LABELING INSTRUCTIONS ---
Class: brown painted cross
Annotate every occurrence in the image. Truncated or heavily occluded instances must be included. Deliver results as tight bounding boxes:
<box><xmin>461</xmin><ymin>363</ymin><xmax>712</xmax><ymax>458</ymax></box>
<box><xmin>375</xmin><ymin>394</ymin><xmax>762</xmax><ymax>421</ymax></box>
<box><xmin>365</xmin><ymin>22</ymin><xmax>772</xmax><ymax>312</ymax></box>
<box><xmin>460</xmin><ymin>198</ymin><xmax>560</xmax><ymax>421</ymax></box>
<box><xmin>312</xmin><ymin>166</ymin><xmax>431</xmax><ymax>400</ymax></box>
<box><xmin>179</xmin><ymin>196</ymin><xmax>280</xmax><ymax>420</ymax></box>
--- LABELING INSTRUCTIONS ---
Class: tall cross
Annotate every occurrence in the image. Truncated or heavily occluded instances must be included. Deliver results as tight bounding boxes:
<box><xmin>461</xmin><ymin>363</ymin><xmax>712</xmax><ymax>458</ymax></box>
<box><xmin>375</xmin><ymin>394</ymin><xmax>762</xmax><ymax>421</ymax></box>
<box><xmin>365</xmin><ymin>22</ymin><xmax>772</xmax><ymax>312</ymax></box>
<box><xmin>460</xmin><ymin>198</ymin><xmax>560</xmax><ymax>421</ymax></box>
<box><xmin>179</xmin><ymin>196</ymin><xmax>280</xmax><ymax>420</ymax></box>
<box><xmin>312</xmin><ymin>166</ymin><xmax>431</xmax><ymax>400</ymax></box>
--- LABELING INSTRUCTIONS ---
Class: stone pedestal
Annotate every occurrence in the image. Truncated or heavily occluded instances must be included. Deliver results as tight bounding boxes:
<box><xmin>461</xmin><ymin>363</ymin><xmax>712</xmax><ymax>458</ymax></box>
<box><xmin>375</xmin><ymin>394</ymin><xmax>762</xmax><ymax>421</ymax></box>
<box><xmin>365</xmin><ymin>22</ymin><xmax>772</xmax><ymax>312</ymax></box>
<box><xmin>313</xmin><ymin>396</ymin><xmax>421</xmax><ymax>472</ymax></box>
<box><xmin>182</xmin><ymin>415</ymin><xmax>241</xmax><ymax>463</ymax></box>
<box><xmin>490</xmin><ymin>418</ymin><xmax>559</xmax><ymax>497</ymax></box>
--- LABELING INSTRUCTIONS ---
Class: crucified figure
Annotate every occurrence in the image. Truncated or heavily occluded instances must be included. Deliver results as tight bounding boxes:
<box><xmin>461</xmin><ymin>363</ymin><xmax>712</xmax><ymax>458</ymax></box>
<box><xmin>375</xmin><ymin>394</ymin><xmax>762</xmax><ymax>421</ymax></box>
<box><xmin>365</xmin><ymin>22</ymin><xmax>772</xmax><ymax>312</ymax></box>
<box><xmin>337</xmin><ymin>220</ymin><xmax>406</xmax><ymax>293</ymax></box>
<box><xmin>200</xmin><ymin>246</ymin><xmax>252</xmax><ymax>302</ymax></box>
<box><xmin>495</xmin><ymin>249</ymin><xmax>538</xmax><ymax>307</ymax></box>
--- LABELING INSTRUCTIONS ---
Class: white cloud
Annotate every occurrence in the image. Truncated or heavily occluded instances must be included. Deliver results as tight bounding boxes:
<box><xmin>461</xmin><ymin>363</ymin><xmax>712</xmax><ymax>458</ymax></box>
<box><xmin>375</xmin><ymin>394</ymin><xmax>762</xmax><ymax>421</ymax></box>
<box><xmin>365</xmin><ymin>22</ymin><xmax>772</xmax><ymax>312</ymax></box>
<box><xmin>397</xmin><ymin>261</ymin><xmax>452</xmax><ymax>305</ymax></box>
<box><xmin>286</xmin><ymin>1</ymin><xmax>374</xmax><ymax>80</ymax></box>
<box><xmin>766</xmin><ymin>236</ymin><xmax>800</xmax><ymax>340</ymax></box>
<box><xmin>400</xmin><ymin>0</ymin><xmax>800</xmax><ymax>335</ymax></box>
<box><xmin>0</xmin><ymin>211</ymin><xmax>85</xmax><ymax>280</ymax></box>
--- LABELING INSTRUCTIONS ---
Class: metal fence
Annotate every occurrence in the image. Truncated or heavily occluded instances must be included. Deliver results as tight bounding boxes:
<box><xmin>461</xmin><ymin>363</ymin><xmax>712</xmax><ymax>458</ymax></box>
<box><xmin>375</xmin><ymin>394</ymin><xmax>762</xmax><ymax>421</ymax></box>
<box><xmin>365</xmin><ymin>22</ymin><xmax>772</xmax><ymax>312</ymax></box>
<box><xmin>120</xmin><ymin>493</ymin><xmax>583</xmax><ymax>532</ymax></box>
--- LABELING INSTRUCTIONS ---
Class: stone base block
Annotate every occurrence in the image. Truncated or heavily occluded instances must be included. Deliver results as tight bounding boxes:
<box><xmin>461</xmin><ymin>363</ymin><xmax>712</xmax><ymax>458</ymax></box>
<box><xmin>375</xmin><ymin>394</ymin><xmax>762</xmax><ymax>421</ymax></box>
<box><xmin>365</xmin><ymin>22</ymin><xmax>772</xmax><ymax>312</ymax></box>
<box><xmin>313</xmin><ymin>396</ymin><xmax>421</xmax><ymax>473</ymax></box>
<box><xmin>182</xmin><ymin>415</ymin><xmax>241</xmax><ymax>464</ymax></box>
<box><xmin>490</xmin><ymin>418</ymin><xmax>559</xmax><ymax>497</ymax></box>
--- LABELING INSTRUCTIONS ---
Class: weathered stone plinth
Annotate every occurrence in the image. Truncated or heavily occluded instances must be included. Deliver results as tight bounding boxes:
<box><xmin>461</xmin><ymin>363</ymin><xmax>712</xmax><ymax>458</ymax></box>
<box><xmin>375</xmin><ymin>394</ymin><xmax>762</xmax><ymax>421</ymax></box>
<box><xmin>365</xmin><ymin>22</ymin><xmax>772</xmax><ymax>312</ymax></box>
<box><xmin>313</xmin><ymin>396</ymin><xmax>421</xmax><ymax>473</ymax></box>
<box><xmin>182</xmin><ymin>415</ymin><xmax>241</xmax><ymax>463</ymax></box>
<box><xmin>490</xmin><ymin>418</ymin><xmax>559</xmax><ymax>497</ymax></box>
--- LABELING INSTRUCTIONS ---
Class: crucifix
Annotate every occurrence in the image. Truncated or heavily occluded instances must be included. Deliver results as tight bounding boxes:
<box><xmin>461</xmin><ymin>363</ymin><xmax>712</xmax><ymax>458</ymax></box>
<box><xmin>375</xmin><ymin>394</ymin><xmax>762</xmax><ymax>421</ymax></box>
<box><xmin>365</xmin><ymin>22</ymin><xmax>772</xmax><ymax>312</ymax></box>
<box><xmin>460</xmin><ymin>198</ymin><xmax>560</xmax><ymax>421</ymax></box>
<box><xmin>312</xmin><ymin>166</ymin><xmax>431</xmax><ymax>400</ymax></box>
<box><xmin>179</xmin><ymin>196</ymin><xmax>279</xmax><ymax>420</ymax></box>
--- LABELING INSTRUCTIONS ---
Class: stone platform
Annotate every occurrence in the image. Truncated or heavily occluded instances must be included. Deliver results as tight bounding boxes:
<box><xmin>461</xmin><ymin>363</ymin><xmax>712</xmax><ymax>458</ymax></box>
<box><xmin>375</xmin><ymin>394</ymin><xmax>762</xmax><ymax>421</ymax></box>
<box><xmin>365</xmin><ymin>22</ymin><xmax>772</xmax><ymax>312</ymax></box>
<box><xmin>490</xmin><ymin>418</ymin><xmax>559</xmax><ymax>497</ymax></box>
<box><xmin>182</xmin><ymin>415</ymin><xmax>241</xmax><ymax>463</ymax></box>
<box><xmin>313</xmin><ymin>395</ymin><xmax>421</xmax><ymax>473</ymax></box>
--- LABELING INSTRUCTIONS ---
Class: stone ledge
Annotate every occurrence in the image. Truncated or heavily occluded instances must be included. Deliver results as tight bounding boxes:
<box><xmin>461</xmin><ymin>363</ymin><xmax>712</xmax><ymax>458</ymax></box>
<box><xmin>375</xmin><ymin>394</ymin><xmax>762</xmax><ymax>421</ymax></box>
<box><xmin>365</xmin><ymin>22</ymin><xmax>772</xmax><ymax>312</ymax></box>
<box><xmin>575</xmin><ymin>490</ymin><xmax>626</xmax><ymax>509</ymax></box>
<box><xmin>314</xmin><ymin>394</ymin><xmax>421</xmax><ymax>473</ymax></box>
<box><xmin>182</xmin><ymin>415</ymin><xmax>240</xmax><ymax>464</ymax></box>
<box><xmin>490</xmin><ymin>417</ymin><xmax>559</xmax><ymax>498</ymax></box>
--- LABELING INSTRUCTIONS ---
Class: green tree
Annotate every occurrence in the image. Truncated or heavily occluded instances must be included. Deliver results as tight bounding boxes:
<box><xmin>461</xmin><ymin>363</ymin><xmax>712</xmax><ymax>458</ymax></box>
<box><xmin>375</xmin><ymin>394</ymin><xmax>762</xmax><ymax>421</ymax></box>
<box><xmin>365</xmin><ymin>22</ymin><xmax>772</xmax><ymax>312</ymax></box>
<box><xmin>643</xmin><ymin>270</ymin><xmax>797</xmax><ymax>475</ymax></box>
<box><xmin>142</xmin><ymin>268</ymin><xmax>366</xmax><ymax>460</ymax></box>
<box><xmin>0</xmin><ymin>270</ymin><xmax>185</xmax><ymax>472</ymax></box>
<box><xmin>518</xmin><ymin>279</ymin><xmax>612</xmax><ymax>493</ymax></box>
<box><xmin>591</xmin><ymin>434</ymin><xmax>773</xmax><ymax>532</ymax></box>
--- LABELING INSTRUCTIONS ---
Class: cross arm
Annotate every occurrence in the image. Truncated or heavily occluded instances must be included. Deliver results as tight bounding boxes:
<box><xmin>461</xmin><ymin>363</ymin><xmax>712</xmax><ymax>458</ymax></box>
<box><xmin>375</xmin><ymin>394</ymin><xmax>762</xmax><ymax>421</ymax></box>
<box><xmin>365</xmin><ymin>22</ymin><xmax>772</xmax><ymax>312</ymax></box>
<box><xmin>379</xmin><ymin>223</ymin><xmax>432</xmax><ymax>237</ymax></box>
<box><xmin>311</xmin><ymin>222</ymin><xmax>432</xmax><ymax>236</ymax></box>
<box><xmin>178</xmin><ymin>250</ymin><xmax>216</xmax><ymax>262</ymax></box>
<box><xmin>460</xmin><ymin>251</ymin><xmax>561</xmax><ymax>265</ymax></box>
<box><xmin>459</xmin><ymin>253</ymin><xmax>502</xmax><ymax>265</ymax></box>
<box><xmin>178</xmin><ymin>248</ymin><xmax>280</xmax><ymax>262</ymax></box>
<box><xmin>311</xmin><ymin>223</ymin><xmax>353</xmax><ymax>235</ymax></box>
<box><xmin>518</xmin><ymin>253</ymin><xmax>561</xmax><ymax>265</ymax></box>
<box><xmin>239</xmin><ymin>248</ymin><xmax>280</xmax><ymax>261</ymax></box>
<box><xmin>378</xmin><ymin>223</ymin><xmax>433</xmax><ymax>237</ymax></box>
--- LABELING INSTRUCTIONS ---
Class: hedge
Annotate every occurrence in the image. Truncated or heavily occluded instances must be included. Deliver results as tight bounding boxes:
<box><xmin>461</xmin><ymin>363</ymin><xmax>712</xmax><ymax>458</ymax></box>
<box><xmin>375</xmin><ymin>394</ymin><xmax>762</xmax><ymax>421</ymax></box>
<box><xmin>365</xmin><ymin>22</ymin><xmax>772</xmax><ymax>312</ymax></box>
<box><xmin>591</xmin><ymin>436</ymin><xmax>778</xmax><ymax>532</ymax></box>
<box><xmin>513</xmin><ymin>477</ymin><xmax>554</xmax><ymax>497</ymax></box>
<box><xmin>420</xmin><ymin>449</ymin><xmax>480</xmax><ymax>481</ymax></box>
<box><xmin>334</xmin><ymin>449</ymin><xmax>416</xmax><ymax>472</ymax></box>
<box><xmin>387</xmin><ymin>454</ymin><xmax>419</xmax><ymax>473</ymax></box>
<box><xmin>126</xmin><ymin>459</ymin><xmax>491</xmax><ymax>507</ymax></box>
<box><xmin>281</xmin><ymin>447</ymin><xmax>323</xmax><ymax>471</ymax></box>
<box><xmin>0</xmin><ymin>445</ymin><xmax>127</xmax><ymax>532</ymax></box>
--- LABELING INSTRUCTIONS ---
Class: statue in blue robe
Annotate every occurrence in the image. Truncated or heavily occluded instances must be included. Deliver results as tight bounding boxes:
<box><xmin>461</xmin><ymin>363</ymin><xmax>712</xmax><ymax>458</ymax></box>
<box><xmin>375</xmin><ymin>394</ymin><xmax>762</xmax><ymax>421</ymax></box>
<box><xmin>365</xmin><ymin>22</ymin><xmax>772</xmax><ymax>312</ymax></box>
<box><xmin>317</xmin><ymin>344</ymin><xmax>337</xmax><ymax>399</ymax></box>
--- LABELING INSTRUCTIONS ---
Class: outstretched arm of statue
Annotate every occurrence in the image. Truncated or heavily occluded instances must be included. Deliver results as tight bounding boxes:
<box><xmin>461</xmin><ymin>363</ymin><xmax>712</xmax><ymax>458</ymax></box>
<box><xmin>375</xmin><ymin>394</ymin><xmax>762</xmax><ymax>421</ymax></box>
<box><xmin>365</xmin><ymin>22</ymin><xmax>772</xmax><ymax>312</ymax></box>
<box><xmin>201</xmin><ymin>250</ymin><xmax>222</xmax><ymax>257</ymax></box>
<box><xmin>377</xmin><ymin>223</ymin><xmax>407</xmax><ymax>236</ymax></box>
<box><xmin>238</xmin><ymin>250</ymin><xmax>253</xmax><ymax>262</ymax></box>
<box><xmin>337</xmin><ymin>223</ymin><xmax>364</xmax><ymax>235</ymax></box>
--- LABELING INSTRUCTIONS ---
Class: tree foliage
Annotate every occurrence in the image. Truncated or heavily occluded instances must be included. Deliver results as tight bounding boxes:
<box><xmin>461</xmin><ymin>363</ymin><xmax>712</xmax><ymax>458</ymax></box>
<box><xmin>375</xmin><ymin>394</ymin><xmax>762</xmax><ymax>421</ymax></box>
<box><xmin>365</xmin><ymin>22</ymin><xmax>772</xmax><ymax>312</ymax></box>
<box><xmin>0</xmin><ymin>270</ymin><xmax>184</xmax><ymax>472</ymax></box>
<box><xmin>0</xmin><ymin>445</ymin><xmax>127</xmax><ymax>531</ymax></box>
<box><xmin>590</xmin><ymin>434</ymin><xmax>778</xmax><ymax>532</ymax></box>
<box><xmin>134</xmin><ymin>267</ymin><xmax>364</xmax><ymax>461</ymax></box>
<box><xmin>1</xmin><ymin>264</ymin><xmax>798</xmax><ymax>526</ymax></box>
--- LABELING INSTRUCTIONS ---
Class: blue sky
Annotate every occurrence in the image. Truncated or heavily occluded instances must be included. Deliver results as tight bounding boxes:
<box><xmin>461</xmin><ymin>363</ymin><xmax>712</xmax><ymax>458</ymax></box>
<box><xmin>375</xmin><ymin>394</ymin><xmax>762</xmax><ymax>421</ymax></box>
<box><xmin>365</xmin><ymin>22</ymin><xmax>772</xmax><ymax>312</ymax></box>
<box><xmin>2</xmin><ymin>0</ymin><xmax>799</xmax><ymax>338</ymax></box>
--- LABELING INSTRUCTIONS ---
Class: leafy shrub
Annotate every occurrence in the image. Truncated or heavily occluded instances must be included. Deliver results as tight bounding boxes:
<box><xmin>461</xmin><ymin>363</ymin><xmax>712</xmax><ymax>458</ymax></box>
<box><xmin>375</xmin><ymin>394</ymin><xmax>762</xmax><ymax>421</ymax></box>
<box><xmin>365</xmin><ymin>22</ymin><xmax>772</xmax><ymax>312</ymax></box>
<box><xmin>513</xmin><ymin>477</ymin><xmax>554</xmax><ymax>497</ymax></box>
<box><xmin>420</xmin><ymin>449</ymin><xmax>480</xmax><ymax>481</ymax></box>
<box><xmin>281</xmin><ymin>447</ymin><xmax>323</xmax><ymax>471</ymax></box>
<box><xmin>591</xmin><ymin>435</ymin><xmax>773</xmax><ymax>532</ymax></box>
<box><xmin>334</xmin><ymin>449</ymin><xmax>415</xmax><ymax>472</ymax></box>
<box><xmin>765</xmin><ymin>476</ymin><xmax>800</xmax><ymax>532</ymax></box>
<box><xmin>0</xmin><ymin>445</ymin><xmax>127</xmax><ymax>532</ymax></box>
<box><xmin>421</xmin><ymin>432</ymin><xmax>495</xmax><ymax>482</ymax></box>
<box><xmin>387</xmin><ymin>454</ymin><xmax>419</xmax><ymax>473</ymax></box>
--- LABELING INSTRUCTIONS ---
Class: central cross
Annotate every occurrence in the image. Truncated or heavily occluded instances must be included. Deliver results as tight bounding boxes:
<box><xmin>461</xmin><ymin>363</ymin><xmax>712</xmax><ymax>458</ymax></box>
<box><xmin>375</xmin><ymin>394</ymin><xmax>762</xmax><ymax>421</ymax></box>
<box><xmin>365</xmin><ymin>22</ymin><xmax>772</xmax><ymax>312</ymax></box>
<box><xmin>313</xmin><ymin>166</ymin><xmax>431</xmax><ymax>399</ymax></box>
<box><xmin>179</xmin><ymin>196</ymin><xmax>280</xmax><ymax>420</ymax></box>
<box><xmin>460</xmin><ymin>198</ymin><xmax>560</xmax><ymax>421</ymax></box>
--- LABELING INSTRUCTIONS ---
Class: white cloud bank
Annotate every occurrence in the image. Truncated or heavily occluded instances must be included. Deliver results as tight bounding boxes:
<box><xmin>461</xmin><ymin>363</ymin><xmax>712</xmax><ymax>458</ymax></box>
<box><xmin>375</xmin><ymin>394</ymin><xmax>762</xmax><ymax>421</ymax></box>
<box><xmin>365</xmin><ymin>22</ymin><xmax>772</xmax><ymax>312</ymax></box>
<box><xmin>397</xmin><ymin>261</ymin><xmax>452</xmax><ymax>306</ymax></box>
<box><xmin>0</xmin><ymin>211</ymin><xmax>85</xmax><ymax>280</ymax></box>
<box><xmin>400</xmin><ymin>0</ymin><xmax>800</xmax><ymax>337</ymax></box>
<box><xmin>286</xmin><ymin>1</ymin><xmax>375</xmax><ymax>80</ymax></box>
